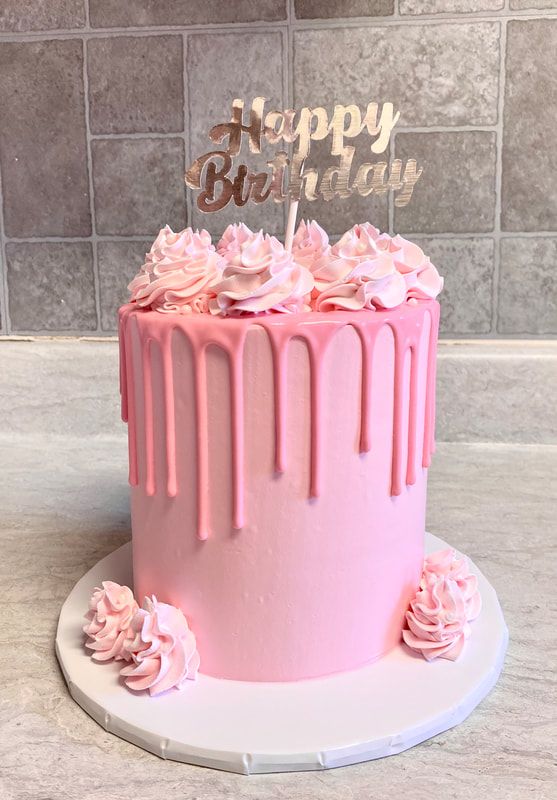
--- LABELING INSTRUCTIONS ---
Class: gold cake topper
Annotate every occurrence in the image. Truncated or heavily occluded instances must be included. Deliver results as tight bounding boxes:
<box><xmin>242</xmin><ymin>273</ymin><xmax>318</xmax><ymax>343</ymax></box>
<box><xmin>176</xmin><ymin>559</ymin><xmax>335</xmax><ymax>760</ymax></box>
<box><xmin>185</xmin><ymin>97</ymin><xmax>422</xmax><ymax>214</ymax></box>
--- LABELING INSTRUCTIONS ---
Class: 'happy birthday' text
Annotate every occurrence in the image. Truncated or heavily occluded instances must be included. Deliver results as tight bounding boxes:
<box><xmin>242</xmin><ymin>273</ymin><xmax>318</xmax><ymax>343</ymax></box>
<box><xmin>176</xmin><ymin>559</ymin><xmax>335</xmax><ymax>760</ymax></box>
<box><xmin>185</xmin><ymin>97</ymin><xmax>422</xmax><ymax>212</ymax></box>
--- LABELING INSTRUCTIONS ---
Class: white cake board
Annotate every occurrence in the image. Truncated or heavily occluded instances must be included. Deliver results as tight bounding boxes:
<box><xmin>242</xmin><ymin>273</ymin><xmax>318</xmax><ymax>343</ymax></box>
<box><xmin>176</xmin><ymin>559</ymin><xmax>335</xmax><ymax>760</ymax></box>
<box><xmin>56</xmin><ymin>533</ymin><xmax>508</xmax><ymax>775</ymax></box>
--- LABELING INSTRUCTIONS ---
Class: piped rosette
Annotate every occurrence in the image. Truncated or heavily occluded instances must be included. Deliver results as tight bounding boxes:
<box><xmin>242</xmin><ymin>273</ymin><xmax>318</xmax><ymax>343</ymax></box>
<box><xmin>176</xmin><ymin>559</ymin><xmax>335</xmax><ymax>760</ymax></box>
<box><xmin>402</xmin><ymin>548</ymin><xmax>482</xmax><ymax>661</ymax></box>
<box><xmin>126</xmin><ymin>221</ymin><xmax>443</xmax><ymax>317</ymax></box>
<box><xmin>128</xmin><ymin>225</ymin><xmax>221</xmax><ymax>314</ymax></box>
<box><xmin>215</xmin><ymin>221</ymin><xmax>253</xmax><ymax>259</ymax></box>
<box><xmin>291</xmin><ymin>219</ymin><xmax>331</xmax><ymax>272</ymax></box>
<box><xmin>83</xmin><ymin>582</ymin><xmax>200</xmax><ymax>696</ymax></box>
<box><xmin>210</xmin><ymin>229</ymin><xmax>314</xmax><ymax>316</ymax></box>
<box><xmin>120</xmin><ymin>596</ymin><xmax>200</xmax><ymax>697</ymax></box>
<box><xmin>299</xmin><ymin>222</ymin><xmax>443</xmax><ymax>312</ymax></box>
<box><xmin>376</xmin><ymin>231</ymin><xmax>444</xmax><ymax>302</ymax></box>
<box><xmin>83</xmin><ymin>581</ymin><xmax>138</xmax><ymax>662</ymax></box>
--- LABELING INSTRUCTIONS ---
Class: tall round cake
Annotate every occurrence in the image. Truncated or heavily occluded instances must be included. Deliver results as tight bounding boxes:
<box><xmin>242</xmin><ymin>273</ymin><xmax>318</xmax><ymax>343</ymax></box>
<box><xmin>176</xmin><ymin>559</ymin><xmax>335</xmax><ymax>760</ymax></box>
<box><xmin>118</xmin><ymin>221</ymin><xmax>442</xmax><ymax>682</ymax></box>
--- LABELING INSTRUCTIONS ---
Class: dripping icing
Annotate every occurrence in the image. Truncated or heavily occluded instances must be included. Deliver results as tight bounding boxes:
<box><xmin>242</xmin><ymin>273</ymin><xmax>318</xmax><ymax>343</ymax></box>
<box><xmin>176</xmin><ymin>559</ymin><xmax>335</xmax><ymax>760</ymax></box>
<box><xmin>119</xmin><ymin>301</ymin><xmax>440</xmax><ymax>539</ymax></box>
<box><xmin>160</xmin><ymin>328</ymin><xmax>177</xmax><ymax>498</ymax></box>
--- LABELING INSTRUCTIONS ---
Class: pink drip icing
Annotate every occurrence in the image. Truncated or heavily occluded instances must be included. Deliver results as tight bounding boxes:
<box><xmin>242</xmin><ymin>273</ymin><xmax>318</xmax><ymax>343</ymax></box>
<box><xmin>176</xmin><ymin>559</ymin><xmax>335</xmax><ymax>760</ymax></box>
<box><xmin>406</xmin><ymin>343</ymin><xmax>420</xmax><ymax>487</ymax></box>
<box><xmin>118</xmin><ymin>307</ymin><xmax>129</xmax><ymax>424</ymax></box>
<box><xmin>193</xmin><ymin>342</ymin><xmax>210</xmax><ymax>541</ymax></box>
<box><xmin>268</xmin><ymin>332</ymin><xmax>289</xmax><ymax>473</ymax></box>
<box><xmin>390</xmin><ymin>325</ymin><xmax>405</xmax><ymax>497</ymax></box>
<box><xmin>264</xmin><ymin>322</ymin><xmax>299</xmax><ymax>475</ymax></box>
<box><xmin>120</xmin><ymin>307</ymin><xmax>138</xmax><ymax>487</ymax></box>
<box><xmin>161</xmin><ymin>329</ymin><xmax>177</xmax><ymax>498</ymax></box>
<box><xmin>118</xmin><ymin>301</ymin><xmax>440</xmax><ymax>538</ymax></box>
<box><xmin>422</xmin><ymin>305</ymin><xmax>440</xmax><ymax>468</ymax></box>
<box><xmin>303</xmin><ymin>324</ymin><xmax>340</xmax><ymax>498</ymax></box>
<box><xmin>227</xmin><ymin>330</ymin><xmax>247</xmax><ymax>529</ymax></box>
<box><xmin>142</xmin><ymin>336</ymin><xmax>155</xmax><ymax>497</ymax></box>
<box><xmin>308</xmin><ymin>347</ymin><xmax>323</xmax><ymax>499</ymax></box>
<box><xmin>353</xmin><ymin>325</ymin><xmax>381</xmax><ymax>454</ymax></box>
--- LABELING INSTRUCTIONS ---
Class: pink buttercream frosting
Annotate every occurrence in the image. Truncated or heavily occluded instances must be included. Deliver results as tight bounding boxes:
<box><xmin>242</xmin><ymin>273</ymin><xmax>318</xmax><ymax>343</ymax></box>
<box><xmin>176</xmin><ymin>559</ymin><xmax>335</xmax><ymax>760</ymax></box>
<box><xmin>375</xmin><ymin>233</ymin><xmax>444</xmax><ymax>301</ymax></box>
<box><xmin>312</xmin><ymin>223</ymin><xmax>407</xmax><ymax>311</ymax></box>
<box><xmin>422</xmin><ymin>548</ymin><xmax>482</xmax><ymax>609</ymax></box>
<box><xmin>292</xmin><ymin>219</ymin><xmax>331</xmax><ymax>271</ymax></box>
<box><xmin>120</xmin><ymin>596</ymin><xmax>200</xmax><ymax>696</ymax></box>
<box><xmin>119</xmin><ymin>295</ymin><xmax>440</xmax><ymax>680</ymax></box>
<box><xmin>216</xmin><ymin>222</ymin><xmax>253</xmax><ymax>259</ymax></box>
<box><xmin>209</xmin><ymin>230</ymin><xmax>314</xmax><ymax>316</ymax></box>
<box><xmin>128</xmin><ymin>225</ymin><xmax>221</xmax><ymax>314</ymax></box>
<box><xmin>402</xmin><ymin>549</ymin><xmax>482</xmax><ymax>661</ymax></box>
<box><xmin>83</xmin><ymin>581</ymin><xmax>138</xmax><ymax>662</ymax></box>
<box><xmin>127</xmin><ymin>221</ymin><xmax>442</xmax><ymax>316</ymax></box>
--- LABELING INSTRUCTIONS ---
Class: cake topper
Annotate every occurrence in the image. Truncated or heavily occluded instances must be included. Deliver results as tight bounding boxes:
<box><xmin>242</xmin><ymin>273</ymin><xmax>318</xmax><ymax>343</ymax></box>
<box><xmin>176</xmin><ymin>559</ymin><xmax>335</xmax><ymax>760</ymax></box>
<box><xmin>185</xmin><ymin>97</ymin><xmax>422</xmax><ymax>249</ymax></box>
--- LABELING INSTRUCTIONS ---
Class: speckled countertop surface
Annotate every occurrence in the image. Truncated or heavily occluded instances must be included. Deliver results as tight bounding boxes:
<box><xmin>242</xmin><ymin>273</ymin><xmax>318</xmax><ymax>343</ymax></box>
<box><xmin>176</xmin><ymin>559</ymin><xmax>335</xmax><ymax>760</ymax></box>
<box><xmin>2</xmin><ymin>434</ymin><xmax>556</xmax><ymax>800</ymax></box>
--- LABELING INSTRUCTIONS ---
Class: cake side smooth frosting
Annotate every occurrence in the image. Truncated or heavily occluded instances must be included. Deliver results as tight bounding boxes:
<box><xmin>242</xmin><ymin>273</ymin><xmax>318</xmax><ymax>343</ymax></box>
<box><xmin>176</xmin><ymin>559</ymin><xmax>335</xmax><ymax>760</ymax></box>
<box><xmin>120</xmin><ymin>300</ymin><xmax>439</xmax><ymax>681</ymax></box>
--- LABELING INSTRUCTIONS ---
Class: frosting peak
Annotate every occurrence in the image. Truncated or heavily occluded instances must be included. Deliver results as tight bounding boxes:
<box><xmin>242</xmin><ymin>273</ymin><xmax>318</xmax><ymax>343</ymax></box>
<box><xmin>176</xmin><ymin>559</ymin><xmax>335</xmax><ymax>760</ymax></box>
<box><xmin>313</xmin><ymin>223</ymin><xmax>407</xmax><ymax>312</ymax></box>
<box><xmin>292</xmin><ymin>219</ymin><xmax>331</xmax><ymax>271</ymax></box>
<box><xmin>120</xmin><ymin>596</ymin><xmax>200</xmax><ymax>696</ymax></box>
<box><xmin>128</xmin><ymin>225</ymin><xmax>221</xmax><ymax>314</ymax></box>
<box><xmin>209</xmin><ymin>230</ymin><xmax>314</xmax><ymax>316</ymax></box>
<box><xmin>403</xmin><ymin>548</ymin><xmax>482</xmax><ymax>661</ymax></box>
<box><xmin>216</xmin><ymin>222</ymin><xmax>254</xmax><ymax>260</ymax></box>
<box><xmin>83</xmin><ymin>581</ymin><xmax>138</xmax><ymax>662</ymax></box>
<box><xmin>127</xmin><ymin>221</ymin><xmax>442</xmax><ymax>317</ymax></box>
<box><xmin>378</xmin><ymin>233</ymin><xmax>444</xmax><ymax>301</ymax></box>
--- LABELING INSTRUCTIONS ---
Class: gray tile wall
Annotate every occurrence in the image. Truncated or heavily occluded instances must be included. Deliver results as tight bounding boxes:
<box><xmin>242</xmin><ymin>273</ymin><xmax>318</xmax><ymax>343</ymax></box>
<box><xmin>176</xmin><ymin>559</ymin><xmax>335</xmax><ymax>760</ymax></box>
<box><xmin>0</xmin><ymin>1</ymin><xmax>555</xmax><ymax>337</ymax></box>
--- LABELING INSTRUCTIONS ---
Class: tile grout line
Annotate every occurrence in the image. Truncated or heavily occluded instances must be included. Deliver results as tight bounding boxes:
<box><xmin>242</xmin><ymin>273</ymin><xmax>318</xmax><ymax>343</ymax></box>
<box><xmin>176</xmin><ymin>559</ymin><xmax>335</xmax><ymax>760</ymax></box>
<box><xmin>286</xmin><ymin>0</ymin><xmax>294</xmax><ymax>107</ymax></box>
<box><xmin>82</xmin><ymin>38</ymin><xmax>102</xmax><ymax>333</ymax></box>
<box><xmin>182</xmin><ymin>33</ymin><xmax>192</xmax><ymax>229</ymax></box>
<box><xmin>0</xmin><ymin>22</ymin><xmax>288</xmax><ymax>42</ymax></box>
<box><xmin>2</xmin><ymin>328</ymin><xmax>554</xmax><ymax>340</ymax></box>
<box><xmin>90</xmin><ymin>131</ymin><xmax>185</xmax><ymax>140</ymax></box>
<box><xmin>282</xmin><ymin>2</ymin><xmax>293</xmax><ymax>235</ymax></box>
<box><xmin>1</xmin><ymin>10</ymin><xmax>556</xmax><ymax>42</ymax></box>
<box><xmin>0</xmin><ymin>157</ymin><xmax>11</xmax><ymax>334</ymax></box>
<box><xmin>492</xmin><ymin>19</ymin><xmax>508</xmax><ymax>335</ymax></box>
<box><xmin>388</xmin><ymin>135</ymin><xmax>395</xmax><ymax>234</ymax></box>
<box><xmin>392</xmin><ymin>125</ymin><xmax>498</xmax><ymax>132</ymax></box>
<box><xmin>86</xmin><ymin>125</ymin><xmax>501</xmax><ymax>141</ymax></box>
<box><xmin>3</xmin><ymin>231</ymin><xmax>556</xmax><ymax>245</ymax></box>
<box><xmin>4</xmin><ymin>236</ymin><xmax>158</xmax><ymax>244</ymax></box>
<box><xmin>290</xmin><ymin>10</ymin><xmax>557</xmax><ymax>27</ymax></box>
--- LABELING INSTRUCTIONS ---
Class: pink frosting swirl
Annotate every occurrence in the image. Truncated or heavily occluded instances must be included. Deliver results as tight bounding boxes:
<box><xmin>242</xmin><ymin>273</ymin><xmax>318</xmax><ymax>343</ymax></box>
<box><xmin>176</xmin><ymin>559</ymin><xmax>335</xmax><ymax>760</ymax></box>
<box><xmin>312</xmin><ymin>224</ymin><xmax>407</xmax><ymax>311</ymax></box>
<box><xmin>402</xmin><ymin>549</ymin><xmax>482</xmax><ymax>661</ymax></box>
<box><xmin>209</xmin><ymin>230</ymin><xmax>314</xmax><ymax>316</ymax></box>
<box><xmin>120</xmin><ymin>596</ymin><xmax>200</xmax><ymax>696</ymax></box>
<box><xmin>422</xmin><ymin>548</ymin><xmax>481</xmax><ymax>613</ymax></box>
<box><xmin>292</xmin><ymin>219</ymin><xmax>331</xmax><ymax>271</ymax></box>
<box><xmin>216</xmin><ymin>222</ymin><xmax>253</xmax><ymax>259</ymax></box>
<box><xmin>128</xmin><ymin>225</ymin><xmax>222</xmax><ymax>314</ymax></box>
<box><xmin>377</xmin><ymin>233</ymin><xmax>444</xmax><ymax>301</ymax></box>
<box><xmin>83</xmin><ymin>581</ymin><xmax>138</xmax><ymax>662</ymax></box>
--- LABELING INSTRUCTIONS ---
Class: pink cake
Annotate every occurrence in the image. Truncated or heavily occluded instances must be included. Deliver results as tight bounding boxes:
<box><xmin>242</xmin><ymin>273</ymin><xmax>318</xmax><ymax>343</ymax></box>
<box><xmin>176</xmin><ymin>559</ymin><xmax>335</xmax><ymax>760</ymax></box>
<box><xmin>116</xmin><ymin>221</ymin><xmax>444</xmax><ymax>684</ymax></box>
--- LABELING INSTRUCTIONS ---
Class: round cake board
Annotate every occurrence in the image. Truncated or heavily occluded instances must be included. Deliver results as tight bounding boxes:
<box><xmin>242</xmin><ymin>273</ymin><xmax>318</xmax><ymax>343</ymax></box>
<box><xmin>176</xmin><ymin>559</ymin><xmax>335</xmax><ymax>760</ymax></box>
<box><xmin>56</xmin><ymin>533</ymin><xmax>508</xmax><ymax>775</ymax></box>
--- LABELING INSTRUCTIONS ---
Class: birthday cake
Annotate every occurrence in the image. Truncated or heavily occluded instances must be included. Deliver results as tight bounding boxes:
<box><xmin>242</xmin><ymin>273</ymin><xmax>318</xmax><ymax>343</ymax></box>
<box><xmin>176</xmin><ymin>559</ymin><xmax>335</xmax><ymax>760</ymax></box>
<box><xmin>80</xmin><ymin>99</ymin><xmax>488</xmax><ymax>701</ymax></box>
<box><xmin>75</xmin><ymin>214</ymin><xmax>490</xmax><ymax>699</ymax></box>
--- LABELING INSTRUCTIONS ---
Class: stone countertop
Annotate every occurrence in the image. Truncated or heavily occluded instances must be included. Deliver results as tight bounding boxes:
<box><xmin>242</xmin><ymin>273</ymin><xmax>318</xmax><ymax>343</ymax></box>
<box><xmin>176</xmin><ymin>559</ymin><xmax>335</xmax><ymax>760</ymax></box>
<box><xmin>1</xmin><ymin>435</ymin><xmax>556</xmax><ymax>800</ymax></box>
